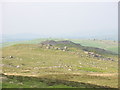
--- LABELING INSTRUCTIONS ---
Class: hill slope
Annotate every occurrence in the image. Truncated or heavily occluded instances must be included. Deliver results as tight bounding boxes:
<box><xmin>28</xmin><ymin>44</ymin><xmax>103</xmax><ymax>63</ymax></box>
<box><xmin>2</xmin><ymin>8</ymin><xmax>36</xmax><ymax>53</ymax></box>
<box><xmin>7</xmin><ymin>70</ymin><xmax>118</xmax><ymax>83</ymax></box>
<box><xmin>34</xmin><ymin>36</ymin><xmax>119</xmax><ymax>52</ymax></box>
<box><xmin>1</xmin><ymin>41</ymin><xmax>118</xmax><ymax>88</ymax></box>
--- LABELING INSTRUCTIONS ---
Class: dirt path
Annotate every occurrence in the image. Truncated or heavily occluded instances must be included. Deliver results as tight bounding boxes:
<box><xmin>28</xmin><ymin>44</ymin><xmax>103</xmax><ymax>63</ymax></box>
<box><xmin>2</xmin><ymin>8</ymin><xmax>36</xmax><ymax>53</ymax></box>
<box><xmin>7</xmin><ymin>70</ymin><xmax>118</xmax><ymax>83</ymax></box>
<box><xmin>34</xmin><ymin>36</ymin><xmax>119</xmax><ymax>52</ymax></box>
<box><xmin>3</xmin><ymin>72</ymin><xmax>118</xmax><ymax>77</ymax></box>
<box><xmin>87</xmin><ymin>73</ymin><xmax>118</xmax><ymax>76</ymax></box>
<box><xmin>3</xmin><ymin>73</ymin><xmax>39</xmax><ymax>77</ymax></box>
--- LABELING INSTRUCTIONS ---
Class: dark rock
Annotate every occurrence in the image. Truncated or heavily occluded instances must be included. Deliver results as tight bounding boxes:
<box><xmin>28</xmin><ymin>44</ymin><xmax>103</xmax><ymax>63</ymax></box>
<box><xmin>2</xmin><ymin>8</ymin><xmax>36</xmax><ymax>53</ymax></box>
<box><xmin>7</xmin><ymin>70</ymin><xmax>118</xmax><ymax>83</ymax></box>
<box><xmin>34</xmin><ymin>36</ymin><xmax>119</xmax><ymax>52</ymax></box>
<box><xmin>40</xmin><ymin>40</ymin><xmax>81</xmax><ymax>46</ymax></box>
<box><xmin>2</xmin><ymin>57</ymin><xmax>4</xmax><ymax>58</ymax></box>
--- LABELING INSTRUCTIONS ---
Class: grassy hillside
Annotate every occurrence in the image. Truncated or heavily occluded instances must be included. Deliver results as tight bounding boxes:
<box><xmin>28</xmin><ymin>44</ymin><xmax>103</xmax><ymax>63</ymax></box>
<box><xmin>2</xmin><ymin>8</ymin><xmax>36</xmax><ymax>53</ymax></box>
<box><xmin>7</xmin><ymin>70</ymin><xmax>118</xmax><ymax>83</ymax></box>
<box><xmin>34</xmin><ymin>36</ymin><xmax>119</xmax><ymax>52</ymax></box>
<box><xmin>71</xmin><ymin>39</ymin><xmax>118</xmax><ymax>54</ymax></box>
<box><xmin>1</xmin><ymin>38</ymin><xmax>118</xmax><ymax>54</ymax></box>
<box><xmin>1</xmin><ymin>43</ymin><xmax>118</xmax><ymax>88</ymax></box>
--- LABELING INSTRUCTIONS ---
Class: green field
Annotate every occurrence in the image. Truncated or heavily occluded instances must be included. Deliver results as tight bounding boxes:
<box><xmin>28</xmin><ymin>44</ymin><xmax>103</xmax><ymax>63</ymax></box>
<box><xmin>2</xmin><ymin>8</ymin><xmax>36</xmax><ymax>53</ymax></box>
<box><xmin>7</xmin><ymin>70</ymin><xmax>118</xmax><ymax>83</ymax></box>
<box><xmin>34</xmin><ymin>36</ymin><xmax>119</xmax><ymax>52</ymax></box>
<box><xmin>1</xmin><ymin>39</ymin><xmax>118</xmax><ymax>88</ymax></box>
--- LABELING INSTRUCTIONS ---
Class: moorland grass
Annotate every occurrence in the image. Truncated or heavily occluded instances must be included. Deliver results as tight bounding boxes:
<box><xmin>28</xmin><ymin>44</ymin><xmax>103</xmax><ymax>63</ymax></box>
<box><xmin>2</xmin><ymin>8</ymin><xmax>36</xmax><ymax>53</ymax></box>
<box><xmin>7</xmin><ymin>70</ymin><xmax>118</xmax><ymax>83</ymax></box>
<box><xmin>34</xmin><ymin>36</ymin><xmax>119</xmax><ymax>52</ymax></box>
<box><xmin>1</xmin><ymin>43</ymin><xmax>118</xmax><ymax>88</ymax></box>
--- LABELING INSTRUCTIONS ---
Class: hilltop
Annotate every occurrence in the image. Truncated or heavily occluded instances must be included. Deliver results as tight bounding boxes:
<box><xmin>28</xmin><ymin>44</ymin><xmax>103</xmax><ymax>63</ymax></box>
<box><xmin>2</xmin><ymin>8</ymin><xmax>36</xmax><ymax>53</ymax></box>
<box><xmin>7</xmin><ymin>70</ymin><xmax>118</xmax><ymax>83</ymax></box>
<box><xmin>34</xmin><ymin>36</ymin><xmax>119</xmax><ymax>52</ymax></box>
<box><xmin>40</xmin><ymin>40</ymin><xmax>117</xmax><ymax>55</ymax></box>
<box><xmin>40</xmin><ymin>40</ymin><xmax>79</xmax><ymax>46</ymax></box>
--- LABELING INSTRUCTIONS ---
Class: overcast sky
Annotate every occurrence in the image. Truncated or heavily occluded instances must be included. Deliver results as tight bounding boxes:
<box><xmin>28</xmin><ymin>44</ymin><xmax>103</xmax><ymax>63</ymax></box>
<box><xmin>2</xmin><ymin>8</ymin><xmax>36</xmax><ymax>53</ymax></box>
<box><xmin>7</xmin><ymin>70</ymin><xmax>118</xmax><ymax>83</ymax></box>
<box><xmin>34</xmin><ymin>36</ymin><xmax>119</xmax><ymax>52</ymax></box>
<box><xmin>2</xmin><ymin>2</ymin><xmax>118</xmax><ymax>40</ymax></box>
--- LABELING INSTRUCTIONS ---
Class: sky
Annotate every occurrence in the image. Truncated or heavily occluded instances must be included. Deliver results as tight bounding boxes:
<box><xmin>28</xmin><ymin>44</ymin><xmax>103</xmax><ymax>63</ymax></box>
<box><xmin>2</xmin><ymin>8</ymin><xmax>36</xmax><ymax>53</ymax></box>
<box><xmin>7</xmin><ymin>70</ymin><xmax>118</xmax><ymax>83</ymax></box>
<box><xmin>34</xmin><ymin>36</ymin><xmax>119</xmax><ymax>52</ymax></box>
<box><xmin>1</xmin><ymin>2</ymin><xmax>118</xmax><ymax>40</ymax></box>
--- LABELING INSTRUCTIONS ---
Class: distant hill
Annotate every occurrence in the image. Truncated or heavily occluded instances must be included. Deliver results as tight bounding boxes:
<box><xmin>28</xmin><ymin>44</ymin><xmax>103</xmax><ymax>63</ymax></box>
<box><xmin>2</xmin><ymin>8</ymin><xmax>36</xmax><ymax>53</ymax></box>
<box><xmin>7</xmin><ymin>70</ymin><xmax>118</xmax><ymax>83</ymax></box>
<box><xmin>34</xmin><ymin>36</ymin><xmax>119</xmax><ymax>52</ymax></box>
<box><xmin>40</xmin><ymin>40</ymin><xmax>117</xmax><ymax>55</ymax></box>
<box><xmin>40</xmin><ymin>40</ymin><xmax>81</xmax><ymax>46</ymax></box>
<box><xmin>0</xmin><ymin>38</ymin><xmax>118</xmax><ymax>54</ymax></box>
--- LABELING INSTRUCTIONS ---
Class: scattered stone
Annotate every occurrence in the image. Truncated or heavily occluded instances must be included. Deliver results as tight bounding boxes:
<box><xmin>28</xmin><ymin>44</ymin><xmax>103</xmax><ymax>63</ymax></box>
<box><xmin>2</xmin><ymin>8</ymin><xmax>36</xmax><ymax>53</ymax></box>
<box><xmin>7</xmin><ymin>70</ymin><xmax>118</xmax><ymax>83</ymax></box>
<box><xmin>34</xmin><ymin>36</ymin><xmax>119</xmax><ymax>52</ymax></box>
<box><xmin>20</xmin><ymin>58</ymin><xmax>23</xmax><ymax>60</ymax></box>
<box><xmin>9</xmin><ymin>81</ymin><xmax>13</xmax><ymax>84</ymax></box>
<box><xmin>84</xmin><ymin>51</ymin><xmax>89</xmax><ymax>54</ymax></box>
<box><xmin>16</xmin><ymin>65</ymin><xmax>20</xmax><ymax>68</ymax></box>
<box><xmin>81</xmin><ymin>55</ymin><xmax>84</xmax><ymax>57</ymax></box>
<box><xmin>0</xmin><ymin>64</ymin><xmax>4</xmax><ymax>66</ymax></box>
<box><xmin>63</xmin><ymin>50</ymin><xmax>65</xmax><ymax>51</ymax></box>
<box><xmin>64</xmin><ymin>46</ymin><xmax>67</xmax><ymax>50</ymax></box>
<box><xmin>9</xmin><ymin>56</ymin><xmax>13</xmax><ymax>58</ymax></box>
<box><xmin>68</xmin><ymin>69</ymin><xmax>71</xmax><ymax>71</ymax></box>
<box><xmin>55</xmin><ymin>47</ymin><xmax>58</xmax><ymax>50</ymax></box>
<box><xmin>46</xmin><ymin>46</ymin><xmax>50</xmax><ymax>49</ymax></box>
